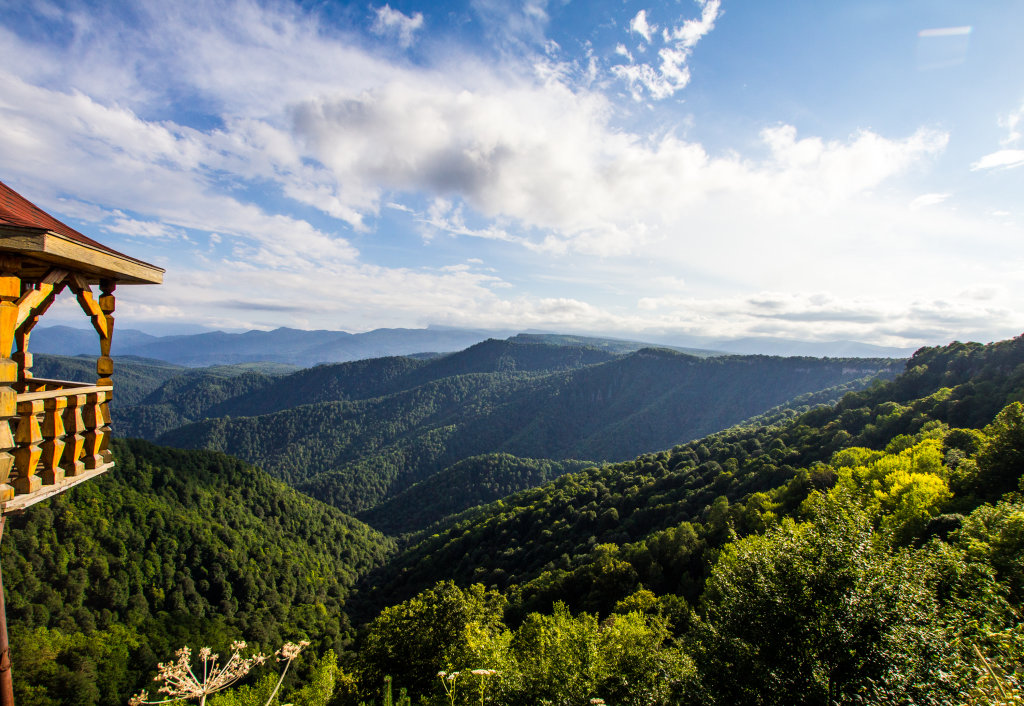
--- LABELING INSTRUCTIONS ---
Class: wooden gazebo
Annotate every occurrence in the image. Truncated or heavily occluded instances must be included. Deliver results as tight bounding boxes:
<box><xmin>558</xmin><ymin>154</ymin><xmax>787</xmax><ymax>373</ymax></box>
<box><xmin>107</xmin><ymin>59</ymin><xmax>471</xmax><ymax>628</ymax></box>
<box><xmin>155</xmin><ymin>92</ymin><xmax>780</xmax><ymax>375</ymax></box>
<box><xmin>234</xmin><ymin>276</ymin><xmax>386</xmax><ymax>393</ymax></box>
<box><xmin>0</xmin><ymin>180</ymin><xmax>163</xmax><ymax>702</ymax></box>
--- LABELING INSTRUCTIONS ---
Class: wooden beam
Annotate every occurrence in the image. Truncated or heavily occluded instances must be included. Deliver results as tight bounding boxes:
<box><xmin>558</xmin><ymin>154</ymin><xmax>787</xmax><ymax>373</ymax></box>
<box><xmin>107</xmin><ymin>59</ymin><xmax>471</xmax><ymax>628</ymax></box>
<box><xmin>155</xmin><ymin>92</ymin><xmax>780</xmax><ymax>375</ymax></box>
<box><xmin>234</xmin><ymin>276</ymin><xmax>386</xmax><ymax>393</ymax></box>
<box><xmin>0</xmin><ymin>229</ymin><xmax>163</xmax><ymax>285</ymax></box>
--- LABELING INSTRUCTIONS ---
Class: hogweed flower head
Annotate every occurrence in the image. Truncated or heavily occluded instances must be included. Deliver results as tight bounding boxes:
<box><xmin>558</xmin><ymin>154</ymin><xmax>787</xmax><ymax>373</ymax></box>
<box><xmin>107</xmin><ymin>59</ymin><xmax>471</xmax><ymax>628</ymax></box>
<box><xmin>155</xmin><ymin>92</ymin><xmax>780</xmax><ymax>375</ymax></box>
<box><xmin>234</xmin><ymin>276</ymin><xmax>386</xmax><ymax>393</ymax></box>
<box><xmin>129</xmin><ymin>641</ymin><xmax>267</xmax><ymax>705</ymax></box>
<box><xmin>129</xmin><ymin>639</ymin><xmax>306</xmax><ymax>706</ymax></box>
<box><xmin>277</xmin><ymin>640</ymin><xmax>310</xmax><ymax>662</ymax></box>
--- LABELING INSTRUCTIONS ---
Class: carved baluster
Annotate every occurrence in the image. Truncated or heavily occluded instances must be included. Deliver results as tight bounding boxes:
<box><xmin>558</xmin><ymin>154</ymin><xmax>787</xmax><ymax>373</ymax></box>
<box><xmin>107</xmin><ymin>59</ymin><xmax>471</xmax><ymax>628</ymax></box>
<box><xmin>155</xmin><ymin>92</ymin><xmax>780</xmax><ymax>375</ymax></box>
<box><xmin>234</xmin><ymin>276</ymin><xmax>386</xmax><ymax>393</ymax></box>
<box><xmin>82</xmin><ymin>392</ymin><xmax>105</xmax><ymax>470</ymax></box>
<box><xmin>97</xmin><ymin>390</ymin><xmax>112</xmax><ymax>465</ymax></box>
<box><xmin>0</xmin><ymin>257</ymin><xmax>20</xmax><ymax>502</ymax></box>
<box><xmin>63</xmin><ymin>393</ymin><xmax>86</xmax><ymax>477</ymax></box>
<box><xmin>13</xmin><ymin>399</ymin><xmax>42</xmax><ymax>494</ymax></box>
<box><xmin>40</xmin><ymin>396</ymin><xmax>67</xmax><ymax>485</ymax></box>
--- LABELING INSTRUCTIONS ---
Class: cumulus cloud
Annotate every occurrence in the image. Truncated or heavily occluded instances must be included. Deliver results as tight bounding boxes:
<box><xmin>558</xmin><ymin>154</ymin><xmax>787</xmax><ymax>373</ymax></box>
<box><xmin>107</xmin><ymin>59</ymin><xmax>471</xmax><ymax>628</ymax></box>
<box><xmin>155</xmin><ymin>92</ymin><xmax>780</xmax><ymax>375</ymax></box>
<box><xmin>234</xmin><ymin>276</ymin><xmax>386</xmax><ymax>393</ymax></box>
<box><xmin>290</xmin><ymin>78</ymin><xmax>945</xmax><ymax>256</ymax></box>
<box><xmin>971</xmin><ymin>149</ymin><xmax>1024</xmax><ymax>171</ymax></box>
<box><xmin>2</xmin><ymin>0</ymin><xmax>1019</xmax><ymax>345</ymax></box>
<box><xmin>971</xmin><ymin>100</ymin><xmax>1024</xmax><ymax>170</ymax></box>
<box><xmin>909</xmin><ymin>193</ymin><xmax>950</xmax><ymax>210</ymax></box>
<box><xmin>613</xmin><ymin>0</ymin><xmax>720</xmax><ymax>100</ymax></box>
<box><xmin>629</xmin><ymin>10</ymin><xmax>655</xmax><ymax>43</ymax></box>
<box><xmin>1000</xmin><ymin>100</ymin><xmax>1024</xmax><ymax>146</ymax></box>
<box><xmin>371</xmin><ymin>5</ymin><xmax>425</xmax><ymax>48</ymax></box>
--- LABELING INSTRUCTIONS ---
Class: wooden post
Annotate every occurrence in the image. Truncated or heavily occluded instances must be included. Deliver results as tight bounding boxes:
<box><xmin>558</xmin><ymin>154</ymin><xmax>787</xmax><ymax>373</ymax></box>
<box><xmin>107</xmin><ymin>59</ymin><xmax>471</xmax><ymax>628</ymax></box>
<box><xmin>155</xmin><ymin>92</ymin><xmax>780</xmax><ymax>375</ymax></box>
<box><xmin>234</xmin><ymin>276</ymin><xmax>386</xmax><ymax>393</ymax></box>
<box><xmin>11</xmin><ymin>324</ymin><xmax>30</xmax><ymax>389</ymax></box>
<box><xmin>0</xmin><ymin>258</ymin><xmax>19</xmax><ymax>503</ymax></box>
<box><xmin>96</xmin><ymin>282</ymin><xmax>115</xmax><ymax>388</ymax></box>
<box><xmin>0</xmin><ymin>515</ymin><xmax>13</xmax><ymax>706</ymax></box>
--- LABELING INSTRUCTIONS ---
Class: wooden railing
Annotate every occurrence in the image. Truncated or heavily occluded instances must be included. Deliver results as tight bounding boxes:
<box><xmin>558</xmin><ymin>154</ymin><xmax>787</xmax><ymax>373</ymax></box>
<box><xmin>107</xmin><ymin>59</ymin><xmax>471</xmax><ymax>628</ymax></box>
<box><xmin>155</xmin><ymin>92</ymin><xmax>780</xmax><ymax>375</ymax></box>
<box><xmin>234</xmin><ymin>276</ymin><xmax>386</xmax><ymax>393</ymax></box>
<box><xmin>0</xmin><ymin>379</ymin><xmax>113</xmax><ymax>513</ymax></box>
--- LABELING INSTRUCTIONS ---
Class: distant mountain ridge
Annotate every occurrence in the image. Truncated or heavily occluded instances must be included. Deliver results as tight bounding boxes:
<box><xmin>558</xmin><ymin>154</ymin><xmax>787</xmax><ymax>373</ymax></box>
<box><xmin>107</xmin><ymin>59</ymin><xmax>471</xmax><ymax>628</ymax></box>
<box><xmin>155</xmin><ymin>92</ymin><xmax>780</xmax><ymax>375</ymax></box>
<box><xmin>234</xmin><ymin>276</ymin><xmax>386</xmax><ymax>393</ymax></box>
<box><xmin>30</xmin><ymin>325</ymin><xmax>520</xmax><ymax>367</ymax></box>
<box><xmin>31</xmin><ymin>324</ymin><xmax>914</xmax><ymax>366</ymax></box>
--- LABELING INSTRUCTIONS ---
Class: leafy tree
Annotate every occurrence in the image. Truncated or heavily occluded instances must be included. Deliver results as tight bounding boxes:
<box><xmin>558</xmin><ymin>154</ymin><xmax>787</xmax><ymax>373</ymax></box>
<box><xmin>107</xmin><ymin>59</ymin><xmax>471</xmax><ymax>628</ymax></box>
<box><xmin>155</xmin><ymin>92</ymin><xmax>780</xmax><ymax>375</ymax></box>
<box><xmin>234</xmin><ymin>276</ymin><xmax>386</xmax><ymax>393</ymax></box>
<box><xmin>358</xmin><ymin>582</ymin><xmax>507</xmax><ymax>698</ymax></box>
<box><xmin>977</xmin><ymin>401</ymin><xmax>1024</xmax><ymax>497</ymax></box>
<box><xmin>693</xmin><ymin>492</ymin><xmax>964</xmax><ymax>705</ymax></box>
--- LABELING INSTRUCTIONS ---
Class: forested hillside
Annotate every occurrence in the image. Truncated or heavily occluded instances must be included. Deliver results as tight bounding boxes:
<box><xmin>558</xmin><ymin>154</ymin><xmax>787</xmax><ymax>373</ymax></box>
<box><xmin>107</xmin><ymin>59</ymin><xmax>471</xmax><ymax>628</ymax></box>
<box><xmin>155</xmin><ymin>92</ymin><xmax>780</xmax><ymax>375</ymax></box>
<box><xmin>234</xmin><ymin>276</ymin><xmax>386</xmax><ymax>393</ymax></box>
<box><xmin>8</xmin><ymin>335</ymin><xmax>1024</xmax><ymax>705</ymax></box>
<box><xmin>361</xmin><ymin>454</ymin><xmax>596</xmax><ymax>535</ymax></box>
<box><xmin>33</xmin><ymin>354</ymin><xmax>185</xmax><ymax>405</ymax></box>
<box><xmin>339</xmin><ymin>335</ymin><xmax>1024</xmax><ymax>705</ymax></box>
<box><xmin>31</xmin><ymin>354</ymin><xmax>296</xmax><ymax>440</ymax></box>
<box><xmin>2</xmin><ymin>439</ymin><xmax>394</xmax><ymax>705</ymax></box>
<box><xmin>352</xmin><ymin>337</ymin><xmax>1024</xmax><ymax>617</ymax></box>
<box><xmin>151</xmin><ymin>341</ymin><xmax>898</xmax><ymax>522</ymax></box>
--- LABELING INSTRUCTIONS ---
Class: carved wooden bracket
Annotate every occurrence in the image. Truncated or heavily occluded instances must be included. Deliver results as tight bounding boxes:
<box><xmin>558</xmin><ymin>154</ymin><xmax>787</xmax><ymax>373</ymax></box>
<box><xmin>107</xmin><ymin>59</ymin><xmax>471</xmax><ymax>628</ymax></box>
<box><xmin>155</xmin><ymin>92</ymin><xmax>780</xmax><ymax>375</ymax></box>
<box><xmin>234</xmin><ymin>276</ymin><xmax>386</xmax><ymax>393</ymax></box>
<box><xmin>15</xmin><ymin>269</ymin><xmax>69</xmax><ymax>335</ymax></box>
<box><xmin>67</xmin><ymin>274</ymin><xmax>110</xmax><ymax>341</ymax></box>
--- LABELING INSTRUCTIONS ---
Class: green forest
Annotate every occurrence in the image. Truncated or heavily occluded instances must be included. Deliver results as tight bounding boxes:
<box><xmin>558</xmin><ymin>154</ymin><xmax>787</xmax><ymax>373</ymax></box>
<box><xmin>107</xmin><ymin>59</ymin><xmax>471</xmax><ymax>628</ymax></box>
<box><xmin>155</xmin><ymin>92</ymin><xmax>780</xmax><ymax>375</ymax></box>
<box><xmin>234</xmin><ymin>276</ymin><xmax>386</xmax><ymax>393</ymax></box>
<box><xmin>8</xmin><ymin>335</ymin><xmax>1024</xmax><ymax>704</ymax></box>
<box><xmin>94</xmin><ymin>338</ymin><xmax>900</xmax><ymax>526</ymax></box>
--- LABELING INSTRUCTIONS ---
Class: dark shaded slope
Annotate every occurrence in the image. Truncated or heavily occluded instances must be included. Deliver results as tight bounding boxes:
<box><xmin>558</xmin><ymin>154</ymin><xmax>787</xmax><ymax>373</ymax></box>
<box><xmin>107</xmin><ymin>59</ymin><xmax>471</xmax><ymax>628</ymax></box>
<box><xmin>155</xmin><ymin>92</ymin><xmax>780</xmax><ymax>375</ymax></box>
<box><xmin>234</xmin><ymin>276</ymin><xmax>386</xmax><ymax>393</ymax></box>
<box><xmin>160</xmin><ymin>350</ymin><xmax>900</xmax><ymax>518</ymax></box>
<box><xmin>33</xmin><ymin>353</ymin><xmax>185</xmax><ymax>405</ymax></box>
<box><xmin>463</xmin><ymin>349</ymin><xmax>902</xmax><ymax>461</ymax></box>
<box><xmin>360</xmin><ymin>454</ymin><xmax>596</xmax><ymax>535</ymax></box>
<box><xmin>206</xmin><ymin>338</ymin><xmax>619</xmax><ymax>420</ymax></box>
<box><xmin>351</xmin><ymin>335</ymin><xmax>1024</xmax><ymax>621</ymax></box>
<box><xmin>116</xmin><ymin>370</ymin><xmax>276</xmax><ymax>439</ymax></box>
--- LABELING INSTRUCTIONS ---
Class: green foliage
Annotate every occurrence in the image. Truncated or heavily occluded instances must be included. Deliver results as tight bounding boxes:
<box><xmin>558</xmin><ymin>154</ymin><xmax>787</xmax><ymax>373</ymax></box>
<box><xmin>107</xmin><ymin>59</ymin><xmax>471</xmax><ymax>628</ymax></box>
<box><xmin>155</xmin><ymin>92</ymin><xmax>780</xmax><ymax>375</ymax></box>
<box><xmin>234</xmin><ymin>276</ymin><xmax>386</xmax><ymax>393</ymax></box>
<box><xmin>509</xmin><ymin>604</ymin><xmax>691</xmax><ymax>706</ymax></box>
<box><xmin>977</xmin><ymin>401</ymin><xmax>1024</xmax><ymax>498</ymax></box>
<box><xmin>956</xmin><ymin>500</ymin><xmax>1024</xmax><ymax>602</ymax></box>
<box><xmin>16</xmin><ymin>334</ymin><xmax>1024</xmax><ymax>703</ymax></box>
<box><xmin>3</xmin><ymin>439</ymin><xmax>394</xmax><ymax>703</ymax></box>
<box><xmin>155</xmin><ymin>345</ymin><xmax>898</xmax><ymax>518</ymax></box>
<box><xmin>117</xmin><ymin>369</ymin><xmax>275</xmax><ymax>439</ymax></box>
<box><xmin>354</xmin><ymin>583</ymin><xmax>690</xmax><ymax>706</ymax></box>
<box><xmin>361</xmin><ymin>336</ymin><xmax>1024</xmax><ymax>619</ymax></box>
<box><xmin>11</xmin><ymin>624</ymin><xmax>146</xmax><ymax>706</ymax></box>
<box><xmin>692</xmin><ymin>493</ymin><xmax>965</xmax><ymax>704</ymax></box>
<box><xmin>829</xmin><ymin>438</ymin><xmax>951</xmax><ymax>542</ymax></box>
<box><xmin>358</xmin><ymin>581</ymin><xmax>507</xmax><ymax>697</ymax></box>
<box><xmin>205</xmin><ymin>650</ymin><xmax>340</xmax><ymax>706</ymax></box>
<box><xmin>361</xmin><ymin>454</ymin><xmax>595</xmax><ymax>535</ymax></box>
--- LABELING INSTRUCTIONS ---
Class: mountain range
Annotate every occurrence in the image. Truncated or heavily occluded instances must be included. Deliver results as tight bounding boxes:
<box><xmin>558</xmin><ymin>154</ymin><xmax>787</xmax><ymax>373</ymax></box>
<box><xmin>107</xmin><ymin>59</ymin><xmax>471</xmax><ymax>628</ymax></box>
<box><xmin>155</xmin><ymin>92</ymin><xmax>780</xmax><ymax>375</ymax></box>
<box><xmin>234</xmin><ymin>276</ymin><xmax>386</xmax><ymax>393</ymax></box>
<box><xmin>30</xmin><ymin>324</ymin><xmax>915</xmax><ymax>367</ymax></box>
<box><xmin>35</xmin><ymin>337</ymin><xmax>902</xmax><ymax>533</ymax></box>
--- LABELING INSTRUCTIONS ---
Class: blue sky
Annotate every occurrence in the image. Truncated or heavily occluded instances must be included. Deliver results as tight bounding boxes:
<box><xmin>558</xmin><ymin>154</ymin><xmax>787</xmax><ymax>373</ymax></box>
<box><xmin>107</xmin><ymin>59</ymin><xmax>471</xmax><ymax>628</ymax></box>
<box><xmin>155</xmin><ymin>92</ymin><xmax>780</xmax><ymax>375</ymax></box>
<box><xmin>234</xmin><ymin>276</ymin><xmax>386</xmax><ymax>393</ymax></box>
<box><xmin>1</xmin><ymin>0</ymin><xmax>1022</xmax><ymax>345</ymax></box>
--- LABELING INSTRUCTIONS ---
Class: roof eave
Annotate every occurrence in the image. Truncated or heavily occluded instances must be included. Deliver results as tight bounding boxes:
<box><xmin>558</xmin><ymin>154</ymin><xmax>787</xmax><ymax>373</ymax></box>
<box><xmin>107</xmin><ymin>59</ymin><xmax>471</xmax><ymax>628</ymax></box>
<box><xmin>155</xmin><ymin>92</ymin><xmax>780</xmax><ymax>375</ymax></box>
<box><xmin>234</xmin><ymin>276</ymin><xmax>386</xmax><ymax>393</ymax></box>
<box><xmin>0</xmin><ymin>226</ymin><xmax>164</xmax><ymax>285</ymax></box>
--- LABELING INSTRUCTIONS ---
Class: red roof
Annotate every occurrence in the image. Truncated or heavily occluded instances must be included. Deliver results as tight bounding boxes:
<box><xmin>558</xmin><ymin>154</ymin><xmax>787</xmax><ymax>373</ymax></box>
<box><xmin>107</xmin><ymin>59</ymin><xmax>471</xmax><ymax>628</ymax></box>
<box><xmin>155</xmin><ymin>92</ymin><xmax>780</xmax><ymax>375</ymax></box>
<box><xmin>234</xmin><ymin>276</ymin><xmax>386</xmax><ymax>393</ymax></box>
<box><xmin>0</xmin><ymin>180</ymin><xmax>123</xmax><ymax>257</ymax></box>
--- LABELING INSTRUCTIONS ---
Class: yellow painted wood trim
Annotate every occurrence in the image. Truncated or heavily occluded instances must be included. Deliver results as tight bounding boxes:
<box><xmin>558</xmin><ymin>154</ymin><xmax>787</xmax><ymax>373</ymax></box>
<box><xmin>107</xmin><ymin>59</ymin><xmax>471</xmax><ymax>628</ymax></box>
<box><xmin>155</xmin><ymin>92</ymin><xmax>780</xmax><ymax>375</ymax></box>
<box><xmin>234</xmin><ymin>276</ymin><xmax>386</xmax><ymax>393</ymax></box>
<box><xmin>0</xmin><ymin>228</ymin><xmax>164</xmax><ymax>284</ymax></box>
<box><xmin>0</xmin><ymin>461</ymin><xmax>114</xmax><ymax>515</ymax></box>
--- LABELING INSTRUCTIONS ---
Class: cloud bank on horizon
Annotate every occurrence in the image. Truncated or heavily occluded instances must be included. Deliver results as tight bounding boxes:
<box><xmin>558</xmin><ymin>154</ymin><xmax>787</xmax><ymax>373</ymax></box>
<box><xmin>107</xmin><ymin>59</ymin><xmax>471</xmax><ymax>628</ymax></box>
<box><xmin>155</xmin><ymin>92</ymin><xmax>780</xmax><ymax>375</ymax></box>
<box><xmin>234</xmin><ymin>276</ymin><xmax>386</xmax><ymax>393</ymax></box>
<box><xmin>0</xmin><ymin>0</ymin><xmax>1022</xmax><ymax>347</ymax></box>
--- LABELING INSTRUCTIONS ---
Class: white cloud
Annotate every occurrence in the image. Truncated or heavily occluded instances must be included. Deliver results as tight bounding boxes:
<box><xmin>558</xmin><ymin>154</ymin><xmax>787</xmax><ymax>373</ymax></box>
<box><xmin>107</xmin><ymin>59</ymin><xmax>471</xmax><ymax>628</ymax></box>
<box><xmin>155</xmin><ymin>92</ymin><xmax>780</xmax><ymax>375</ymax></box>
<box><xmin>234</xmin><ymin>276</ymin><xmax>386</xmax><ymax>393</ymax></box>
<box><xmin>105</xmin><ymin>215</ymin><xmax>187</xmax><ymax>239</ymax></box>
<box><xmin>971</xmin><ymin>100</ymin><xmax>1024</xmax><ymax>171</ymax></box>
<box><xmin>971</xmin><ymin>149</ymin><xmax>1024</xmax><ymax>171</ymax></box>
<box><xmin>613</xmin><ymin>0</ymin><xmax>720</xmax><ymax>100</ymax></box>
<box><xmin>1001</xmin><ymin>100</ymin><xmax>1024</xmax><ymax>146</ymax></box>
<box><xmin>909</xmin><ymin>193</ymin><xmax>950</xmax><ymax>210</ymax></box>
<box><xmin>371</xmin><ymin>5</ymin><xmax>425</xmax><ymax>48</ymax></box>
<box><xmin>470</xmin><ymin>0</ymin><xmax>552</xmax><ymax>53</ymax></box>
<box><xmin>3</xmin><ymin>0</ymin><xmax>1020</xmax><ymax>347</ymax></box>
<box><xmin>420</xmin><ymin>198</ymin><xmax>518</xmax><ymax>243</ymax></box>
<box><xmin>629</xmin><ymin>10</ymin><xmax>655</xmax><ymax>43</ymax></box>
